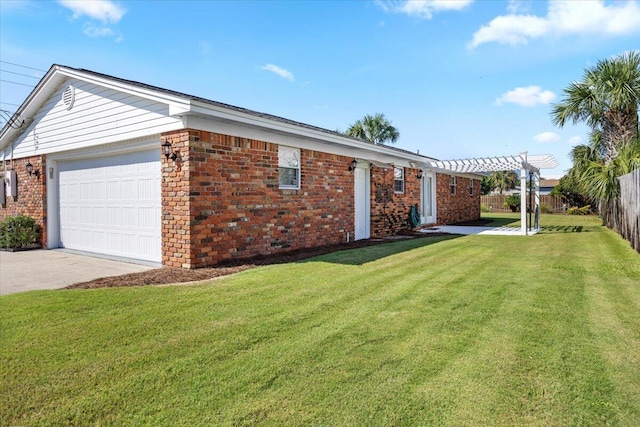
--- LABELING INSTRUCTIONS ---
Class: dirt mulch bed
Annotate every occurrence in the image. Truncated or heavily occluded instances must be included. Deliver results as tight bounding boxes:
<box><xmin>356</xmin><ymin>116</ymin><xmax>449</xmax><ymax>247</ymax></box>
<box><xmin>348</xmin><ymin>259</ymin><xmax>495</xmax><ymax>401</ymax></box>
<box><xmin>66</xmin><ymin>233</ymin><xmax>450</xmax><ymax>290</ymax></box>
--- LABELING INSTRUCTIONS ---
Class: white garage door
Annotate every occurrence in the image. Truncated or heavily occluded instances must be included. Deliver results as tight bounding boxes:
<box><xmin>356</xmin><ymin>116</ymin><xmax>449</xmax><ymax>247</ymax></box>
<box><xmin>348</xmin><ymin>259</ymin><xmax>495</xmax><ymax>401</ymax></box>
<box><xmin>58</xmin><ymin>149</ymin><xmax>161</xmax><ymax>263</ymax></box>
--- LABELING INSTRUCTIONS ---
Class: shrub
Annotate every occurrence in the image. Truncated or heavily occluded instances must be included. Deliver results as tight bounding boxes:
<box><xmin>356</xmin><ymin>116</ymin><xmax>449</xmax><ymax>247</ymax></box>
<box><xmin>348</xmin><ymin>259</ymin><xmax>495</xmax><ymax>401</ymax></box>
<box><xmin>566</xmin><ymin>205</ymin><xmax>591</xmax><ymax>215</ymax></box>
<box><xmin>480</xmin><ymin>204</ymin><xmax>491</xmax><ymax>213</ymax></box>
<box><xmin>0</xmin><ymin>215</ymin><xmax>40</xmax><ymax>249</ymax></box>
<box><xmin>540</xmin><ymin>204</ymin><xmax>553</xmax><ymax>214</ymax></box>
<box><xmin>503</xmin><ymin>194</ymin><xmax>521</xmax><ymax>212</ymax></box>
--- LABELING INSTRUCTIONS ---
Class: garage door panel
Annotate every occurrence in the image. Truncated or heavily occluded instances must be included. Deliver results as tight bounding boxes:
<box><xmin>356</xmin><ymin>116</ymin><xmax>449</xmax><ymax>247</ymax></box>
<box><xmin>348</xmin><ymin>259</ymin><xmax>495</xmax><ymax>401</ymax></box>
<box><xmin>58</xmin><ymin>149</ymin><xmax>161</xmax><ymax>262</ymax></box>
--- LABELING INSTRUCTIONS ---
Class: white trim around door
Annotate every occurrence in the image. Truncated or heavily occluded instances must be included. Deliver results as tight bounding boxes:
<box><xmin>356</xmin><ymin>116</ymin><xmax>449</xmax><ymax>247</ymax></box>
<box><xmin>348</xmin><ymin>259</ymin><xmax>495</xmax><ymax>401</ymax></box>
<box><xmin>354</xmin><ymin>165</ymin><xmax>371</xmax><ymax>240</ymax></box>
<box><xmin>421</xmin><ymin>171</ymin><xmax>436</xmax><ymax>224</ymax></box>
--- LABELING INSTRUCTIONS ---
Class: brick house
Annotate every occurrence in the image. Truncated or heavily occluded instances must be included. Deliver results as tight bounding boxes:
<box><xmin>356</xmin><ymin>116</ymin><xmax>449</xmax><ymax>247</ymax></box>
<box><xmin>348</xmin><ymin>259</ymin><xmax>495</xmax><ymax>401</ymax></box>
<box><xmin>1</xmin><ymin>65</ymin><xmax>480</xmax><ymax>268</ymax></box>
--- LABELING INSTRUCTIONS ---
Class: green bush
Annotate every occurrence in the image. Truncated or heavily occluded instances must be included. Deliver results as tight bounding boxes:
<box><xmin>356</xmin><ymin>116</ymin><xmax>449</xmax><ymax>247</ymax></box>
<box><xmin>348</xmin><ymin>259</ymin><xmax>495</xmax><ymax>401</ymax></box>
<box><xmin>566</xmin><ymin>205</ymin><xmax>591</xmax><ymax>215</ymax></box>
<box><xmin>540</xmin><ymin>204</ymin><xmax>553</xmax><ymax>214</ymax></box>
<box><xmin>503</xmin><ymin>194</ymin><xmax>521</xmax><ymax>212</ymax></box>
<box><xmin>0</xmin><ymin>215</ymin><xmax>40</xmax><ymax>249</ymax></box>
<box><xmin>480</xmin><ymin>204</ymin><xmax>491</xmax><ymax>213</ymax></box>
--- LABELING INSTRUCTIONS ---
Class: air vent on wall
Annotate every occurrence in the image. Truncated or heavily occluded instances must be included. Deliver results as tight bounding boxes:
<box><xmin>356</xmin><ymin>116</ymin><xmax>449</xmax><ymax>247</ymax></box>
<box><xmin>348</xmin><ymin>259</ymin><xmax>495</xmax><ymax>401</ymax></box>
<box><xmin>62</xmin><ymin>85</ymin><xmax>75</xmax><ymax>110</ymax></box>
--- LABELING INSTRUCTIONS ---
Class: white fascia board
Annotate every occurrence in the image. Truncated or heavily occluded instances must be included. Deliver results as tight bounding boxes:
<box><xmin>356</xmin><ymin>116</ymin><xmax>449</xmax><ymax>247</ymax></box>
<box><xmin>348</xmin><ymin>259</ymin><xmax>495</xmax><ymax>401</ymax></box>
<box><xmin>187</xmin><ymin>101</ymin><xmax>433</xmax><ymax>165</ymax></box>
<box><xmin>0</xmin><ymin>69</ymin><xmax>62</xmax><ymax>149</ymax></box>
<box><xmin>184</xmin><ymin>114</ymin><xmax>433</xmax><ymax>168</ymax></box>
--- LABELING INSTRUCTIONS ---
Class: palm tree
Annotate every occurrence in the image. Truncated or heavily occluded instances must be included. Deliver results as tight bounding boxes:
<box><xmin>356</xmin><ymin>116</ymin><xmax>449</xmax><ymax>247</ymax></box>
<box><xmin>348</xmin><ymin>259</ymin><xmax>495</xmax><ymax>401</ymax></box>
<box><xmin>551</xmin><ymin>50</ymin><xmax>640</xmax><ymax>164</ymax></box>
<box><xmin>489</xmin><ymin>170</ymin><xmax>518</xmax><ymax>195</ymax></box>
<box><xmin>346</xmin><ymin>113</ymin><xmax>399</xmax><ymax>145</ymax></box>
<box><xmin>571</xmin><ymin>138</ymin><xmax>640</xmax><ymax>202</ymax></box>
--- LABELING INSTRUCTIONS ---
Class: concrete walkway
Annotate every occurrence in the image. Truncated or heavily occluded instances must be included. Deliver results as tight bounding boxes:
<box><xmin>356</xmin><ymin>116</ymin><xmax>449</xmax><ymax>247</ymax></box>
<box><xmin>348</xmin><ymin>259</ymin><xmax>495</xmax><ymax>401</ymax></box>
<box><xmin>0</xmin><ymin>249</ymin><xmax>154</xmax><ymax>295</ymax></box>
<box><xmin>420</xmin><ymin>225</ymin><xmax>541</xmax><ymax>236</ymax></box>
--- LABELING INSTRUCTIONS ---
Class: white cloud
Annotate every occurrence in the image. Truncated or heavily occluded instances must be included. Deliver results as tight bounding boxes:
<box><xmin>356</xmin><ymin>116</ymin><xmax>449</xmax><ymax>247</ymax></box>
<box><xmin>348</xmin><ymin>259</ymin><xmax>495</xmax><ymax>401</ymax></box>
<box><xmin>83</xmin><ymin>23</ymin><xmax>114</xmax><ymax>37</ymax></box>
<box><xmin>260</xmin><ymin>64</ymin><xmax>294</xmax><ymax>82</ymax></box>
<box><xmin>568</xmin><ymin>135</ymin><xmax>583</xmax><ymax>146</ymax></box>
<box><xmin>59</xmin><ymin>0</ymin><xmax>125</xmax><ymax>24</ymax></box>
<box><xmin>495</xmin><ymin>85</ymin><xmax>556</xmax><ymax>107</ymax></box>
<box><xmin>470</xmin><ymin>0</ymin><xmax>640</xmax><ymax>48</ymax></box>
<box><xmin>376</xmin><ymin>0</ymin><xmax>473</xmax><ymax>19</ymax></box>
<box><xmin>534</xmin><ymin>132</ymin><xmax>561</xmax><ymax>143</ymax></box>
<box><xmin>507</xmin><ymin>0</ymin><xmax>531</xmax><ymax>14</ymax></box>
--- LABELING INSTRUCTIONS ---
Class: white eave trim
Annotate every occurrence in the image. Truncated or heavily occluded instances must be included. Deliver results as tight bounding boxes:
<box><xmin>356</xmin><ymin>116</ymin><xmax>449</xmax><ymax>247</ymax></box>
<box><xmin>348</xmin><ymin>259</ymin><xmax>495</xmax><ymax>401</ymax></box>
<box><xmin>186</xmin><ymin>101</ymin><xmax>432</xmax><ymax>164</ymax></box>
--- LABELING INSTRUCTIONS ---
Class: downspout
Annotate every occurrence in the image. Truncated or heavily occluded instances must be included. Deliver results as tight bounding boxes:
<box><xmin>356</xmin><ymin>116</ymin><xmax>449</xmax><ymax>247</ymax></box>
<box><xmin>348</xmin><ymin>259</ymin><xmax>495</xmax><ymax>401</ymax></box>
<box><xmin>520</xmin><ymin>151</ymin><xmax>527</xmax><ymax>236</ymax></box>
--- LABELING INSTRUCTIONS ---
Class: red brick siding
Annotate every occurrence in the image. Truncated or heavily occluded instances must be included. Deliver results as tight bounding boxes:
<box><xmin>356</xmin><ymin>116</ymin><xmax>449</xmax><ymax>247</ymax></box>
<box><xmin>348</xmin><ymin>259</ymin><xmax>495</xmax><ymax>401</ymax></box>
<box><xmin>161</xmin><ymin>131</ymin><xmax>193</xmax><ymax>268</ymax></box>
<box><xmin>436</xmin><ymin>173</ymin><xmax>480</xmax><ymax>224</ymax></box>
<box><xmin>370</xmin><ymin>166</ymin><xmax>422</xmax><ymax>237</ymax></box>
<box><xmin>161</xmin><ymin>129</ymin><xmax>356</xmax><ymax>268</ymax></box>
<box><xmin>0</xmin><ymin>156</ymin><xmax>47</xmax><ymax>246</ymax></box>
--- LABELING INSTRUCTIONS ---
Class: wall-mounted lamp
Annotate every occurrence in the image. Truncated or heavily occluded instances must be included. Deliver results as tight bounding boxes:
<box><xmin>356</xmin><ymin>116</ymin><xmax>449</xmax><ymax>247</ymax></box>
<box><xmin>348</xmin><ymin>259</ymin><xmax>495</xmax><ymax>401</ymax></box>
<box><xmin>162</xmin><ymin>140</ymin><xmax>177</xmax><ymax>161</ymax></box>
<box><xmin>416</xmin><ymin>169</ymin><xmax>423</xmax><ymax>179</ymax></box>
<box><xmin>348</xmin><ymin>159</ymin><xmax>358</xmax><ymax>172</ymax></box>
<box><xmin>26</xmin><ymin>161</ymin><xmax>39</xmax><ymax>178</ymax></box>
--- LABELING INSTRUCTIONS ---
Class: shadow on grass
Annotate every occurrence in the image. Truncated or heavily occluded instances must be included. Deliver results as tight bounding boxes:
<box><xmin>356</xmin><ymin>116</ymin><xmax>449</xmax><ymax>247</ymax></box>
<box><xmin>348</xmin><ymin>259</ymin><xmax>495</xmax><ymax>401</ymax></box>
<box><xmin>539</xmin><ymin>225</ymin><xmax>591</xmax><ymax>234</ymax></box>
<box><xmin>480</xmin><ymin>216</ymin><xmax>521</xmax><ymax>227</ymax></box>
<box><xmin>305</xmin><ymin>235</ymin><xmax>462</xmax><ymax>266</ymax></box>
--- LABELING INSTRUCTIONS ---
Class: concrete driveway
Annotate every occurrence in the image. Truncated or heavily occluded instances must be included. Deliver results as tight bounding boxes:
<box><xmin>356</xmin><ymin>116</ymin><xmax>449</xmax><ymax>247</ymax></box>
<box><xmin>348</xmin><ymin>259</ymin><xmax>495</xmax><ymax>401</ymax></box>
<box><xmin>0</xmin><ymin>249</ymin><xmax>155</xmax><ymax>295</ymax></box>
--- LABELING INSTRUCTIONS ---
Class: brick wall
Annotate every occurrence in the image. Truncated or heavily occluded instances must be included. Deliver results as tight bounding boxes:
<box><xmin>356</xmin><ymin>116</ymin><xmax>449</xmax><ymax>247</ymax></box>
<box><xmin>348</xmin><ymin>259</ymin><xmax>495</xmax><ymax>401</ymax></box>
<box><xmin>0</xmin><ymin>156</ymin><xmax>47</xmax><ymax>246</ymax></box>
<box><xmin>161</xmin><ymin>130</ymin><xmax>193</xmax><ymax>267</ymax></box>
<box><xmin>161</xmin><ymin>129</ymin><xmax>356</xmax><ymax>268</ymax></box>
<box><xmin>436</xmin><ymin>173</ymin><xmax>480</xmax><ymax>224</ymax></box>
<box><xmin>370</xmin><ymin>166</ymin><xmax>422</xmax><ymax>237</ymax></box>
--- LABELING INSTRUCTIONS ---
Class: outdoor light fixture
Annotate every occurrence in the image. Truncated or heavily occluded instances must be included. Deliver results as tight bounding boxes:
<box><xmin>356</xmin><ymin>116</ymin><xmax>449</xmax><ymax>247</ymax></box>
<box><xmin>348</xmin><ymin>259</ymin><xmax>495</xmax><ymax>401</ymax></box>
<box><xmin>26</xmin><ymin>161</ymin><xmax>38</xmax><ymax>178</ymax></box>
<box><xmin>416</xmin><ymin>169</ymin><xmax>423</xmax><ymax>179</ymax></box>
<box><xmin>348</xmin><ymin>159</ymin><xmax>358</xmax><ymax>172</ymax></box>
<box><xmin>162</xmin><ymin>140</ymin><xmax>177</xmax><ymax>161</ymax></box>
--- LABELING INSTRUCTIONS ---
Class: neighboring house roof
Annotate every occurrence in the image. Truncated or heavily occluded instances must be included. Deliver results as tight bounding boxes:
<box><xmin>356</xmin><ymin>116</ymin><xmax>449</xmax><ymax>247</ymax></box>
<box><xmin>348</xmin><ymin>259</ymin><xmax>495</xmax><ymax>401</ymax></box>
<box><xmin>1</xmin><ymin>64</ymin><xmax>441</xmax><ymax>169</ymax></box>
<box><xmin>539</xmin><ymin>179</ymin><xmax>559</xmax><ymax>188</ymax></box>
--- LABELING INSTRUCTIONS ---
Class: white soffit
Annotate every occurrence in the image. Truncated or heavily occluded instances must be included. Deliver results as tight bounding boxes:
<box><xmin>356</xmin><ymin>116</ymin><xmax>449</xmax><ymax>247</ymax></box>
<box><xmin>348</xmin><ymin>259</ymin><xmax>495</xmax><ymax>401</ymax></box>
<box><xmin>423</xmin><ymin>154</ymin><xmax>558</xmax><ymax>174</ymax></box>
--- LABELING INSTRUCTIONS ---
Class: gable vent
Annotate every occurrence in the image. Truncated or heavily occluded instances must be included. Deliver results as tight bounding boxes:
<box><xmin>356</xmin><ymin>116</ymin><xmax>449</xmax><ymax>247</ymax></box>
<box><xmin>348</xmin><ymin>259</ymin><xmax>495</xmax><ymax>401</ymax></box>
<box><xmin>62</xmin><ymin>85</ymin><xmax>75</xmax><ymax>110</ymax></box>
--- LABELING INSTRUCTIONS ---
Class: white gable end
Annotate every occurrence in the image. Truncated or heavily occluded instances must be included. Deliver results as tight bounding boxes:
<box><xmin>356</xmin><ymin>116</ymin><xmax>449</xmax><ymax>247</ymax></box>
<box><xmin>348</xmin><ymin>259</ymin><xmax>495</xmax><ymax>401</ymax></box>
<box><xmin>5</xmin><ymin>77</ymin><xmax>183</xmax><ymax>159</ymax></box>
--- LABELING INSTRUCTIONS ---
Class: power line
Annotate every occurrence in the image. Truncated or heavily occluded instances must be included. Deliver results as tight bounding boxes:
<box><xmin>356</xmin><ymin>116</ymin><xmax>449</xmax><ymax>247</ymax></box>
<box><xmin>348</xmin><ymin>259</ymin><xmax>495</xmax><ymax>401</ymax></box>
<box><xmin>1</xmin><ymin>69</ymin><xmax>41</xmax><ymax>79</ymax></box>
<box><xmin>0</xmin><ymin>61</ymin><xmax>46</xmax><ymax>73</ymax></box>
<box><xmin>0</xmin><ymin>101</ymin><xmax>22</xmax><ymax>107</ymax></box>
<box><xmin>0</xmin><ymin>79</ymin><xmax>35</xmax><ymax>88</ymax></box>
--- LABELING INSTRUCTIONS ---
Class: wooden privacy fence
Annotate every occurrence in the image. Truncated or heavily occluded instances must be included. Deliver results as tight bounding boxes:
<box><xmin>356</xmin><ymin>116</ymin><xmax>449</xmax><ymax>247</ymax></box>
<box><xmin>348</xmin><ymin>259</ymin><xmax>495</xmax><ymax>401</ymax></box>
<box><xmin>602</xmin><ymin>169</ymin><xmax>640</xmax><ymax>253</ymax></box>
<box><xmin>481</xmin><ymin>195</ymin><xmax>564</xmax><ymax>213</ymax></box>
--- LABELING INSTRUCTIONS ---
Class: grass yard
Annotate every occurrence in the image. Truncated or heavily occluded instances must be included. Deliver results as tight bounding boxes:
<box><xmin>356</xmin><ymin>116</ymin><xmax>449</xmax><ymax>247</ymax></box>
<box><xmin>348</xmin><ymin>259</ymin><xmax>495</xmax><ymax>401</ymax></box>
<box><xmin>2</xmin><ymin>214</ymin><xmax>639</xmax><ymax>426</ymax></box>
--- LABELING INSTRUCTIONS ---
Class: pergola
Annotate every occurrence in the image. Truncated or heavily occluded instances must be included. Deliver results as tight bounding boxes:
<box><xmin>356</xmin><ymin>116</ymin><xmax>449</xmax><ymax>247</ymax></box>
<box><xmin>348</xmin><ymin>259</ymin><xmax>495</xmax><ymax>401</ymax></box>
<box><xmin>422</xmin><ymin>152</ymin><xmax>559</xmax><ymax>235</ymax></box>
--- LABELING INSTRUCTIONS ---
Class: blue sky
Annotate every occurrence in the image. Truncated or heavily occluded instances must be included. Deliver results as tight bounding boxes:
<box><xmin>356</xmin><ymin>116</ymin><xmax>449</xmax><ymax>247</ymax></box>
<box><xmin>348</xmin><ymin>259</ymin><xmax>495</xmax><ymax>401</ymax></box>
<box><xmin>2</xmin><ymin>0</ymin><xmax>640</xmax><ymax>178</ymax></box>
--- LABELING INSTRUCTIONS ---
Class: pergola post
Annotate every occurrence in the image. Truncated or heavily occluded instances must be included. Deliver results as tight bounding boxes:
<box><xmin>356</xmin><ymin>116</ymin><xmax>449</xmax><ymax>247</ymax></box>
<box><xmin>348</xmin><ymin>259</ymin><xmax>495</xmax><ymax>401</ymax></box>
<box><xmin>534</xmin><ymin>172</ymin><xmax>540</xmax><ymax>229</ymax></box>
<box><xmin>520</xmin><ymin>152</ymin><xmax>528</xmax><ymax>235</ymax></box>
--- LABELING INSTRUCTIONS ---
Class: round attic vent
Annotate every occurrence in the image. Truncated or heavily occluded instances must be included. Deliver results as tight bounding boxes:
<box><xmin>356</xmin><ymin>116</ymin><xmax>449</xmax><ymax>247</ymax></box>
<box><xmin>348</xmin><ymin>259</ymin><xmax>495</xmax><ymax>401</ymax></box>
<box><xmin>62</xmin><ymin>85</ymin><xmax>75</xmax><ymax>110</ymax></box>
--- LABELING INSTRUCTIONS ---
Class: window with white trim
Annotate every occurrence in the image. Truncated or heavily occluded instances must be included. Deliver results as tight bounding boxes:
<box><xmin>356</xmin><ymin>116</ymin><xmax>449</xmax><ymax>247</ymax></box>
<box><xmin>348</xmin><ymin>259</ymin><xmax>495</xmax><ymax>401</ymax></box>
<box><xmin>394</xmin><ymin>167</ymin><xmax>404</xmax><ymax>193</ymax></box>
<box><xmin>469</xmin><ymin>179</ymin><xmax>474</xmax><ymax>195</ymax></box>
<box><xmin>278</xmin><ymin>146</ymin><xmax>300</xmax><ymax>189</ymax></box>
<box><xmin>450</xmin><ymin>175</ymin><xmax>456</xmax><ymax>195</ymax></box>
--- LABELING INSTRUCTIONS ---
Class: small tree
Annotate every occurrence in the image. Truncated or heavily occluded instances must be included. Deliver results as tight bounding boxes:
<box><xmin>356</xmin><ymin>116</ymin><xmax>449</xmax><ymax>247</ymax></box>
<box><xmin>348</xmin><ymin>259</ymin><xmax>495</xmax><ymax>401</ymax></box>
<box><xmin>480</xmin><ymin>176</ymin><xmax>493</xmax><ymax>195</ymax></box>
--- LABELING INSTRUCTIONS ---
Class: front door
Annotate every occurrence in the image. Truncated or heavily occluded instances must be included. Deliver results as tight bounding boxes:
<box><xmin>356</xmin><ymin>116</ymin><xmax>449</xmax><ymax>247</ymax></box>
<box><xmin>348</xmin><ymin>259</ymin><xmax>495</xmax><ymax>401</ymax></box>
<box><xmin>421</xmin><ymin>171</ymin><xmax>436</xmax><ymax>224</ymax></box>
<box><xmin>354</xmin><ymin>166</ymin><xmax>370</xmax><ymax>240</ymax></box>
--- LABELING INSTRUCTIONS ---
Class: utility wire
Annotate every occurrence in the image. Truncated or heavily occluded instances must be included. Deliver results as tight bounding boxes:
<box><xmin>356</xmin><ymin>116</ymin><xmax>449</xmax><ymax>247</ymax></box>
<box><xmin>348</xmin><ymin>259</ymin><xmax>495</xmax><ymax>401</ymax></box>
<box><xmin>0</xmin><ymin>61</ymin><xmax>46</xmax><ymax>73</ymax></box>
<box><xmin>1</xmin><ymin>69</ymin><xmax>41</xmax><ymax>79</ymax></box>
<box><xmin>0</xmin><ymin>102</ymin><xmax>21</xmax><ymax>107</ymax></box>
<box><xmin>0</xmin><ymin>79</ymin><xmax>35</xmax><ymax>88</ymax></box>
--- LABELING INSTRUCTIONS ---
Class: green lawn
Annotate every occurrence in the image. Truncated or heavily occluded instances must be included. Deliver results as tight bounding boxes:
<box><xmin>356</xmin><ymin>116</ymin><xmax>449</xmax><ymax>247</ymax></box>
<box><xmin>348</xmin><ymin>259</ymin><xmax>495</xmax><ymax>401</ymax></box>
<box><xmin>2</xmin><ymin>214</ymin><xmax>639</xmax><ymax>426</ymax></box>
